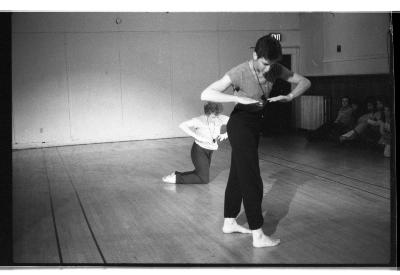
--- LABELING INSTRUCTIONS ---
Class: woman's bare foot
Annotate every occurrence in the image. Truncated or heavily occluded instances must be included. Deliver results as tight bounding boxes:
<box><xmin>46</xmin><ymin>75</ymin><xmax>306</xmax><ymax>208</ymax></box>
<box><xmin>162</xmin><ymin>172</ymin><xmax>176</xmax><ymax>184</ymax></box>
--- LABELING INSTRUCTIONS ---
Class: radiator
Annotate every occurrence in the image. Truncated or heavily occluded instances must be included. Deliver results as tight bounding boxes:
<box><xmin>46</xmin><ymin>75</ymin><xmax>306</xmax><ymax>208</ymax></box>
<box><xmin>295</xmin><ymin>95</ymin><xmax>329</xmax><ymax>130</ymax></box>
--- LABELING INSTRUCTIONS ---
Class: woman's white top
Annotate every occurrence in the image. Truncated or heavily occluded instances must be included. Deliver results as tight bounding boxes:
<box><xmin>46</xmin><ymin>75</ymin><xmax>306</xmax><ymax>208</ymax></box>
<box><xmin>184</xmin><ymin>114</ymin><xmax>229</xmax><ymax>150</ymax></box>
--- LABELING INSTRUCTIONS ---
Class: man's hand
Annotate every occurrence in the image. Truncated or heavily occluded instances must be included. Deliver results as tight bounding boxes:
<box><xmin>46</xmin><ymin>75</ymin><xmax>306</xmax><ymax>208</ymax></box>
<box><xmin>236</xmin><ymin>96</ymin><xmax>259</xmax><ymax>105</ymax></box>
<box><xmin>267</xmin><ymin>95</ymin><xmax>292</xmax><ymax>103</ymax></box>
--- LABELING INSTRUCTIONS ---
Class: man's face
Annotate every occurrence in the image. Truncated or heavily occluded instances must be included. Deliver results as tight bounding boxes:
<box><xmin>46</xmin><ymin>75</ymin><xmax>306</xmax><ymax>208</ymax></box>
<box><xmin>254</xmin><ymin>57</ymin><xmax>273</xmax><ymax>75</ymax></box>
<box><xmin>342</xmin><ymin>98</ymin><xmax>349</xmax><ymax>107</ymax></box>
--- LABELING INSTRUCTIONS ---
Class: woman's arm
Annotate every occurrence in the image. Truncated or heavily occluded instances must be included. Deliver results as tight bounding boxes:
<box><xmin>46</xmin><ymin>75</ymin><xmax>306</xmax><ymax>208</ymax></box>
<box><xmin>218</xmin><ymin>132</ymin><xmax>228</xmax><ymax>141</ymax></box>
<box><xmin>201</xmin><ymin>75</ymin><xmax>259</xmax><ymax>104</ymax></box>
<box><xmin>179</xmin><ymin>120</ymin><xmax>210</xmax><ymax>143</ymax></box>
<box><xmin>220</xmin><ymin>114</ymin><xmax>230</xmax><ymax>125</ymax></box>
<box><xmin>216</xmin><ymin>115</ymin><xmax>229</xmax><ymax>142</ymax></box>
<box><xmin>267</xmin><ymin>73</ymin><xmax>311</xmax><ymax>103</ymax></box>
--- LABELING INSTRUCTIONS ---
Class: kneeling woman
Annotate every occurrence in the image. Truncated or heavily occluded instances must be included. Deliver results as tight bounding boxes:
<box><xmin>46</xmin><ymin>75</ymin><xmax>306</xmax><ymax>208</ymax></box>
<box><xmin>162</xmin><ymin>102</ymin><xmax>229</xmax><ymax>184</ymax></box>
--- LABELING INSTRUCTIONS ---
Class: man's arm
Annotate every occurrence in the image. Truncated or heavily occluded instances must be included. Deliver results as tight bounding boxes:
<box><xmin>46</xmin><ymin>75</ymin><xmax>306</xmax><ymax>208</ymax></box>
<box><xmin>201</xmin><ymin>75</ymin><xmax>259</xmax><ymax>105</ymax></box>
<box><xmin>334</xmin><ymin>110</ymin><xmax>343</xmax><ymax>124</ymax></box>
<box><xmin>267</xmin><ymin>73</ymin><xmax>311</xmax><ymax>103</ymax></box>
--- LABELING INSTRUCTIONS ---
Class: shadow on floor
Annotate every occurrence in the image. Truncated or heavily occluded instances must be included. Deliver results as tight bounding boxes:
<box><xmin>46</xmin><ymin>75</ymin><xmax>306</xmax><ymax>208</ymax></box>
<box><xmin>261</xmin><ymin>170</ymin><xmax>302</xmax><ymax>235</ymax></box>
<box><xmin>236</xmin><ymin>169</ymin><xmax>302</xmax><ymax>235</ymax></box>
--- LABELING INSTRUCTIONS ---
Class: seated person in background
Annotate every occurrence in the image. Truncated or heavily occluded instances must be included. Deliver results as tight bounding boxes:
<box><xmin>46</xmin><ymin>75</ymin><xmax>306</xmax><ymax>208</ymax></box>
<box><xmin>162</xmin><ymin>102</ymin><xmax>229</xmax><ymax>184</ymax></box>
<box><xmin>378</xmin><ymin>104</ymin><xmax>391</xmax><ymax>157</ymax></box>
<box><xmin>307</xmin><ymin>96</ymin><xmax>353</xmax><ymax>142</ymax></box>
<box><xmin>349</xmin><ymin>99</ymin><xmax>375</xmax><ymax>128</ymax></box>
<box><xmin>340</xmin><ymin>98</ymin><xmax>384</xmax><ymax>144</ymax></box>
<box><xmin>350</xmin><ymin>100</ymin><xmax>362</xmax><ymax>125</ymax></box>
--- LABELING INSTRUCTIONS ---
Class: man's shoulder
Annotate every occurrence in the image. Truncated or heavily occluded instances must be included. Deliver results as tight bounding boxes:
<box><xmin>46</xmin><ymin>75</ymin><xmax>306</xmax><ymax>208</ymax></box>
<box><xmin>227</xmin><ymin>61</ymin><xmax>249</xmax><ymax>74</ymax></box>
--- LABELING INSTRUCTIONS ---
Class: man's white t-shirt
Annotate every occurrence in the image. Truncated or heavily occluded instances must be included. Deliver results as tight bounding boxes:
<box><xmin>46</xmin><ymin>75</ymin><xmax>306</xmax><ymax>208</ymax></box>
<box><xmin>184</xmin><ymin>114</ymin><xmax>229</xmax><ymax>150</ymax></box>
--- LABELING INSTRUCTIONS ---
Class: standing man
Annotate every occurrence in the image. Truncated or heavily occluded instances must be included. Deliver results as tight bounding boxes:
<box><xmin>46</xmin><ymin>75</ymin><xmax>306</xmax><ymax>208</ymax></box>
<box><xmin>201</xmin><ymin>34</ymin><xmax>311</xmax><ymax>248</ymax></box>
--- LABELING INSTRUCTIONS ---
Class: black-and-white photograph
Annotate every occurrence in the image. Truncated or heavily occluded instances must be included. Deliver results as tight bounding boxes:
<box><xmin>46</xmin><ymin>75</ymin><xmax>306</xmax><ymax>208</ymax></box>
<box><xmin>1</xmin><ymin>6</ymin><xmax>397</xmax><ymax>268</ymax></box>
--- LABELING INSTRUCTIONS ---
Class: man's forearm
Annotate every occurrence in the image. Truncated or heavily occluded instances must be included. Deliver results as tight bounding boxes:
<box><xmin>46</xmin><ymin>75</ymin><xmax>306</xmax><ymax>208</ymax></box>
<box><xmin>287</xmin><ymin>78</ymin><xmax>311</xmax><ymax>99</ymax></box>
<box><xmin>201</xmin><ymin>89</ymin><xmax>238</xmax><ymax>103</ymax></box>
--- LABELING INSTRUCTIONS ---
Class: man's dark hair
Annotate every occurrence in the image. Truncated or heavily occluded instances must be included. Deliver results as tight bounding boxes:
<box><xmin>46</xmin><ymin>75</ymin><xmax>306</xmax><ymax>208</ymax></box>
<box><xmin>204</xmin><ymin>102</ymin><xmax>223</xmax><ymax>115</ymax></box>
<box><xmin>254</xmin><ymin>34</ymin><xmax>282</xmax><ymax>62</ymax></box>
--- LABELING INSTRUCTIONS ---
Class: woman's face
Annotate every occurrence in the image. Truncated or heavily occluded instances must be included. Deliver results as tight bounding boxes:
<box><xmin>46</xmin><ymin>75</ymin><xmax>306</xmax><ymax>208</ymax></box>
<box><xmin>207</xmin><ymin>113</ymin><xmax>218</xmax><ymax>121</ymax></box>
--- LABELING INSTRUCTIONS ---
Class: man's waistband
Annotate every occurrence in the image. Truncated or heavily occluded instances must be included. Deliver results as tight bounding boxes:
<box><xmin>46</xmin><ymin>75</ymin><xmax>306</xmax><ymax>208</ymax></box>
<box><xmin>234</xmin><ymin>101</ymin><xmax>266</xmax><ymax>114</ymax></box>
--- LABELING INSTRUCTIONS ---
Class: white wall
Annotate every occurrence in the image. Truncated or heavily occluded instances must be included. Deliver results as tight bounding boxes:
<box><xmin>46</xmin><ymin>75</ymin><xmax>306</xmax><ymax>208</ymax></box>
<box><xmin>300</xmin><ymin>12</ymin><xmax>390</xmax><ymax>76</ymax></box>
<box><xmin>12</xmin><ymin>12</ymin><xmax>301</xmax><ymax>149</ymax></box>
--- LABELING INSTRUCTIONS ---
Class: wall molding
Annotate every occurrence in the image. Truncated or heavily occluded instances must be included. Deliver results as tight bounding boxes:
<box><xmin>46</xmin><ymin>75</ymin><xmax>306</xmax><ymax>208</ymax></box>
<box><xmin>12</xmin><ymin>29</ymin><xmax>301</xmax><ymax>34</ymax></box>
<box><xmin>12</xmin><ymin>135</ymin><xmax>190</xmax><ymax>150</ymax></box>
<box><xmin>322</xmin><ymin>54</ymin><xmax>388</xmax><ymax>63</ymax></box>
<box><xmin>305</xmin><ymin>73</ymin><xmax>393</xmax><ymax>77</ymax></box>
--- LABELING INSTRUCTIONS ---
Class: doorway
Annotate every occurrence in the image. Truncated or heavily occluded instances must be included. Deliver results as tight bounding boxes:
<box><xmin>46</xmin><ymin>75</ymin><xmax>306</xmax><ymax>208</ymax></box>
<box><xmin>262</xmin><ymin>54</ymin><xmax>292</xmax><ymax>135</ymax></box>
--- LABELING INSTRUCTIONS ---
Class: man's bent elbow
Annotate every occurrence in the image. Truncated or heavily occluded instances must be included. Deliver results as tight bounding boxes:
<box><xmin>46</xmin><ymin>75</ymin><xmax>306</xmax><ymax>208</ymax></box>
<box><xmin>178</xmin><ymin>122</ymin><xmax>187</xmax><ymax>130</ymax></box>
<box><xmin>304</xmin><ymin>78</ymin><xmax>311</xmax><ymax>90</ymax></box>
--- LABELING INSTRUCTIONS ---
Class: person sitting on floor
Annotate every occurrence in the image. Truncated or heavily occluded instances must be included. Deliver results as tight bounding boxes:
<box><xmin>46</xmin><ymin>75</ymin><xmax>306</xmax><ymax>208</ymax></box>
<box><xmin>307</xmin><ymin>96</ymin><xmax>354</xmax><ymax>142</ymax></box>
<box><xmin>378</xmin><ymin>104</ymin><xmax>392</xmax><ymax>157</ymax></box>
<box><xmin>340</xmin><ymin>98</ymin><xmax>384</xmax><ymax>144</ymax></box>
<box><xmin>350</xmin><ymin>100</ymin><xmax>362</xmax><ymax>125</ymax></box>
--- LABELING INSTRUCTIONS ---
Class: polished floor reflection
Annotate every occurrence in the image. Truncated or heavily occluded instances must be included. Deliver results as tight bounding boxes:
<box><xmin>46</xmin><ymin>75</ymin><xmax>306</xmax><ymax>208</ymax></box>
<box><xmin>13</xmin><ymin>135</ymin><xmax>392</xmax><ymax>264</ymax></box>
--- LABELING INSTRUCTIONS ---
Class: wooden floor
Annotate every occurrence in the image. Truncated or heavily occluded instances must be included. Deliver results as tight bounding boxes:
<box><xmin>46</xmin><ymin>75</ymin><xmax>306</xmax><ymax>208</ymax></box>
<box><xmin>12</xmin><ymin>134</ymin><xmax>392</xmax><ymax>265</ymax></box>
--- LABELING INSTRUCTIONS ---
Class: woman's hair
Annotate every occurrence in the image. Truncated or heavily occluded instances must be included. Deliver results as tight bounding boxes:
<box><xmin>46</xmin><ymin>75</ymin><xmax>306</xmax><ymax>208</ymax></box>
<box><xmin>254</xmin><ymin>34</ymin><xmax>282</xmax><ymax>62</ymax></box>
<box><xmin>204</xmin><ymin>102</ymin><xmax>223</xmax><ymax>115</ymax></box>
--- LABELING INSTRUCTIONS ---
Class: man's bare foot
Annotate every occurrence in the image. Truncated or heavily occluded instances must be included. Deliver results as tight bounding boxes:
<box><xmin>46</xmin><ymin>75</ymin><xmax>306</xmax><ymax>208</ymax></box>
<box><xmin>222</xmin><ymin>218</ymin><xmax>251</xmax><ymax>234</ymax></box>
<box><xmin>252</xmin><ymin>228</ymin><xmax>280</xmax><ymax>248</ymax></box>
